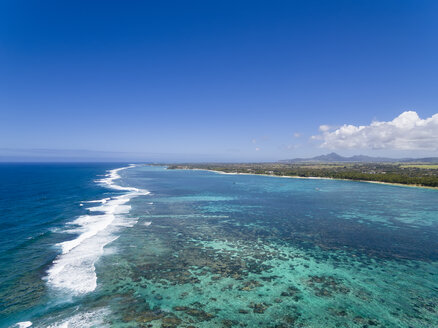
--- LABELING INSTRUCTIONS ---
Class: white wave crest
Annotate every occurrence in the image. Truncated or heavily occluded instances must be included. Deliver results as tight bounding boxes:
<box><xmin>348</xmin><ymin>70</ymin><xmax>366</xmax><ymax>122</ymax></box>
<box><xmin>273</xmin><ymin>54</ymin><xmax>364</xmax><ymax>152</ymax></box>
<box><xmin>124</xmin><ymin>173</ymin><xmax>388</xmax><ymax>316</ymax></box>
<box><xmin>13</xmin><ymin>322</ymin><xmax>32</xmax><ymax>328</ymax></box>
<box><xmin>46</xmin><ymin>164</ymin><xmax>149</xmax><ymax>295</ymax></box>
<box><xmin>46</xmin><ymin>308</ymin><xmax>109</xmax><ymax>328</ymax></box>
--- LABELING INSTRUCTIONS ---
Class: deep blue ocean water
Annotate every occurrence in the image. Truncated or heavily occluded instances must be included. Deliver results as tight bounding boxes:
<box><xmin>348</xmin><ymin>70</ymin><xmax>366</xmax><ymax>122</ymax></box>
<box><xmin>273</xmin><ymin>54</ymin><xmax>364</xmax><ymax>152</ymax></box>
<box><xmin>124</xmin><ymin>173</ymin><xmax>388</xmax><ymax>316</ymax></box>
<box><xmin>0</xmin><ymin>164</ymin><xmax>437</xmax><ymax>327</ymax></box>
<box><xmin>0</xmin><ymin>163</ymin><xmax>123</xmax><ymax>327</ymax></box>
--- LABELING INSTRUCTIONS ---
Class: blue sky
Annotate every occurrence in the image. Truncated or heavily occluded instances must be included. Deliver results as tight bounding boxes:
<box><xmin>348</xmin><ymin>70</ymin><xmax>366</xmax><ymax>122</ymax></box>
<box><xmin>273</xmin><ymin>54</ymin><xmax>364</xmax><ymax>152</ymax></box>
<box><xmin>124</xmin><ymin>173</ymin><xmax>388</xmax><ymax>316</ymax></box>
<box><xmin>1</xmin><ymin>0</ymin><xmax>438</xmax><ymax>161</ymax></box>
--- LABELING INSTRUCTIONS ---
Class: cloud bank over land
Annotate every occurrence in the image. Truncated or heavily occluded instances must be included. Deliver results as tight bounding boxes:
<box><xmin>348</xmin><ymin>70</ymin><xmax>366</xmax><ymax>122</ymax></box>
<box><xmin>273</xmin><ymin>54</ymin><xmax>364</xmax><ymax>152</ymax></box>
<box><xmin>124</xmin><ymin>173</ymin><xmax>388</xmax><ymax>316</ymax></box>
<box><xmin>314</xmin><ymin>111</ymin><xmax>438</xmax><ymax>151</ymax></box>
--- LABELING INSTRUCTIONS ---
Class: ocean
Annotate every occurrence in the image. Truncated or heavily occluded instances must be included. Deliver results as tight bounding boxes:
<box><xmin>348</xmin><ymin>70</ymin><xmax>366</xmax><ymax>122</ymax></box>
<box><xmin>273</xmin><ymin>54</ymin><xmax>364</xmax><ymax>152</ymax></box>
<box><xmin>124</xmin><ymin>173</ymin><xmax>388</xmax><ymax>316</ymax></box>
<box><xmin>0</xmin><ymin>164</ymin><xmax>437</xmax><ymax>327</ymax></box>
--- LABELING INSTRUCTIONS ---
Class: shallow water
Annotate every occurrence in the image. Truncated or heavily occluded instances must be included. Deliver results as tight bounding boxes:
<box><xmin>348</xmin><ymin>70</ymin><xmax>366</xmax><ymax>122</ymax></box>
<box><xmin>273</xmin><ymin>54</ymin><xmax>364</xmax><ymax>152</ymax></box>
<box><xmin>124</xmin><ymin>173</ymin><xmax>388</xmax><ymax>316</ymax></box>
<box><xmin>1</xmin><ymin>165</ymin><xmax>437</xmax><ymax>327</ymax></box>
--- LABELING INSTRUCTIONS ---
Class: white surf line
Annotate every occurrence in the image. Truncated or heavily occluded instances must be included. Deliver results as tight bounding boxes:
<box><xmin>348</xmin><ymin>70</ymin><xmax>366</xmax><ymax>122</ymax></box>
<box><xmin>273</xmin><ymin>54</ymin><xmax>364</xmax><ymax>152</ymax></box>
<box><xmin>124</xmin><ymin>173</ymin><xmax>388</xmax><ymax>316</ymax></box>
<box><xmin>82</xmin><ymin>198</ymin><xmax>111</xmax><ymax>204</ymax></box>
<box><xmin>45</xmin><ymin>308</ymin><xmax>110</xmax><ymax>328</ymax></box>
<box><xmin>14</xmin><ymin>322</ymin><xmax>32</xmax><ymax>328</ymax></box>
<box><xmin>46</xmin><ymin>164</ymin><xmax>150</xmax><ymax>295</ymax></box>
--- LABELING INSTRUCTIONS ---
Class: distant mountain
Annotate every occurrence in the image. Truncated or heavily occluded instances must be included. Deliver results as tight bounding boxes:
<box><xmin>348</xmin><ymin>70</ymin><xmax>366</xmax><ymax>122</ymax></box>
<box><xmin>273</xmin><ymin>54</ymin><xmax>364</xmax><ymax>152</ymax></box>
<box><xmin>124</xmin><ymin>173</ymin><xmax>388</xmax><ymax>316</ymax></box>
<box><xmin>280</xmin><ymin>152</ymin><xmax>438</xmax><ymax>163</ymax></box>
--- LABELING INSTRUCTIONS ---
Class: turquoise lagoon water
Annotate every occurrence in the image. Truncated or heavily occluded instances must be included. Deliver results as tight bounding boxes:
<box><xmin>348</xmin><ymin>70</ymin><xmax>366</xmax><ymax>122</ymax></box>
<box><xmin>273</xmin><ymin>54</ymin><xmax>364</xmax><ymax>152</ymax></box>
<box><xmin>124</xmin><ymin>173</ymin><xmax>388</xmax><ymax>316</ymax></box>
<box><xmin>0</xmin><ymin>164</ymin><xmax>437</xmax><ymax>327</ymax></box>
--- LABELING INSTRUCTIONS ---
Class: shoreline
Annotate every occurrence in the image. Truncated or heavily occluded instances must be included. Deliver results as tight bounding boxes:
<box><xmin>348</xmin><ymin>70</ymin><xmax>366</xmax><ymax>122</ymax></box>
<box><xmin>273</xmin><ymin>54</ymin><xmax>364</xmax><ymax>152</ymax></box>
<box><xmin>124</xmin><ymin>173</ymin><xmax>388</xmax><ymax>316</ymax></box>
<box><xmin>180</xmin><ymin>168</ymin><xmax>438</xmax><ymax>190</ymax></box>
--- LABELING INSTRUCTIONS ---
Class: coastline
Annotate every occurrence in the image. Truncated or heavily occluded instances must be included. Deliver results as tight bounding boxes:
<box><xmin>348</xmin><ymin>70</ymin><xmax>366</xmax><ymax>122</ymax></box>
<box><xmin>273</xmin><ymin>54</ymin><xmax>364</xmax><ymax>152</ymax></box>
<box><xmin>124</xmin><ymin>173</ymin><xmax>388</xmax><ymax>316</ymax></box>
<box><xmin>181</xmin><ymin>168</ymin><xmax>438</xmax><ymax>190</ymax></box>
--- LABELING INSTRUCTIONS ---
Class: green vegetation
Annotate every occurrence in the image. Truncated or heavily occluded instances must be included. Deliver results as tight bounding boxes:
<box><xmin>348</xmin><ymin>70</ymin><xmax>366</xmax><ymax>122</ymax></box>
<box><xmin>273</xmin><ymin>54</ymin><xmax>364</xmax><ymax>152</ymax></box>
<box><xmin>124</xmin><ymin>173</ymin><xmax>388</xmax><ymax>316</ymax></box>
<box><xmin>168</xmin><ymin>162</ymin><xmax>438</xmax><ymax>188</ymax></box>
<box><xmin>400</xmin><ymin>164</ymin><xmax>438</xmax><ymax>169</ymax></box>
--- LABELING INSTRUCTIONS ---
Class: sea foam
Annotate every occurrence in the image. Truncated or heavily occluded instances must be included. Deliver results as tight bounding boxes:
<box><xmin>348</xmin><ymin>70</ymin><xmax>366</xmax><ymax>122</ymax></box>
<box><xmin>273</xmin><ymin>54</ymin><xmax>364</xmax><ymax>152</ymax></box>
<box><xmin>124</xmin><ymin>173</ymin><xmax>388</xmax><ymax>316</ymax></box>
<box><xmin>46</xmin><ymin>165</ymin><xmax>149</xmax><ymax>295</ymax></box>
<box><xmin>45</xmin><ymin>308</ymin><xmax>109</xmax><ymax>328</ymax></box>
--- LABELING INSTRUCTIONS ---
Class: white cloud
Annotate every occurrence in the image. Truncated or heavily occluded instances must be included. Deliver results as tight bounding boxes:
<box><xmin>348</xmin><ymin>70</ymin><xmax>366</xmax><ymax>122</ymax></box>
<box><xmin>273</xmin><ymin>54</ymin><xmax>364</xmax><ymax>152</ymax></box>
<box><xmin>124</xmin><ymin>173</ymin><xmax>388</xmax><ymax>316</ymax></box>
<box><xmin>314</xmin><ymin>111</ymin><xmax>438</xmax><ymax>150</ymax></box>
<box><xmin>319</xmin><ymin>125</ymin><xmax>331</xmax><ymax>132</ymax></box>
<box><xmin>255</xmin><ymin>147</ymin><xmax>260</xmax><ymax>151</ymax></box>
<box><xmin>293</xmin><ymin>132</ymin><xmax>301</xmax><ymax>138</ymax></box>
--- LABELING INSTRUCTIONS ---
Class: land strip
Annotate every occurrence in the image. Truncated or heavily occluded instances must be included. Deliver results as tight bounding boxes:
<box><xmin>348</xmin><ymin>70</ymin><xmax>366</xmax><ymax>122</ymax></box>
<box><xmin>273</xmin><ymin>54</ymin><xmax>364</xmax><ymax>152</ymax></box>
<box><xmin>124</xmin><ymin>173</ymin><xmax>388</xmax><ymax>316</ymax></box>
<box><xmin>167</xmin><ymin>163</ymin><xmax>438</xmax><ymax>189</ymax></box>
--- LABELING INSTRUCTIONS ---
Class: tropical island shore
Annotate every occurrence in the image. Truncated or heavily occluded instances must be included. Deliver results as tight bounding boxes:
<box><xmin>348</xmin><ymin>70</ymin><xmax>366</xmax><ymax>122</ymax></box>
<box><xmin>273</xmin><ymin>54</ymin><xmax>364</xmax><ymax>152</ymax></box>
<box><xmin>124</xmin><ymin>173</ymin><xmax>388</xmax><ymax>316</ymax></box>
<box><xmin>167</xmin><ymin>163</ymin><xmax>438</xmax><ymax>189</ymax></box>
